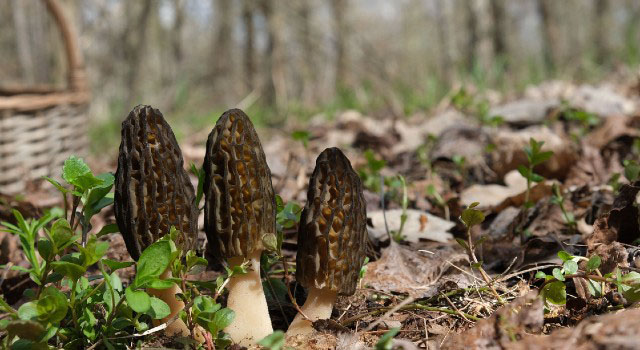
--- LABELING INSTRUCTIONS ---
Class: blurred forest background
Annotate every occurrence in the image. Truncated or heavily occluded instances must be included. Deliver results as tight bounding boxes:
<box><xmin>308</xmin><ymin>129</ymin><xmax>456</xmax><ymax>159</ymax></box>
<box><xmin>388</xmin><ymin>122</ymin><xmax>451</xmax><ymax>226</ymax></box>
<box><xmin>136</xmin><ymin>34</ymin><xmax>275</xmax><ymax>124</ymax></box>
<box><xmin>1</xmin><ymin>0</ymin><xmax>640</xmax><ymax>153</ymax></box>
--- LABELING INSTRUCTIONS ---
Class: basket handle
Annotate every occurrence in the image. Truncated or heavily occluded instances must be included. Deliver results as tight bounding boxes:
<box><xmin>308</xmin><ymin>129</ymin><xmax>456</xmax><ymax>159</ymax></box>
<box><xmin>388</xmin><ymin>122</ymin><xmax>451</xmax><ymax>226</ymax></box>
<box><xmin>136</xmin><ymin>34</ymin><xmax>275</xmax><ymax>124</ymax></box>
<box><xmin>42</xmin><ymin>0</ymin><xmax>87</xmax><ymax>92</ymax></box>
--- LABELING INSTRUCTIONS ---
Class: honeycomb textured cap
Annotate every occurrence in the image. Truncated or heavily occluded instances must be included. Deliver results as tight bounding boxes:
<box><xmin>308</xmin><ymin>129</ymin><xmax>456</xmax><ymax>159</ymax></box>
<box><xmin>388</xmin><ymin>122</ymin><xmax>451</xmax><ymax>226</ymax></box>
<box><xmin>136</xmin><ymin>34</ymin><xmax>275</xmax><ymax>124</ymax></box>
<box><xmin>114</xmin><ymin>105</ymin><xmax>198</xmax><ymax>261</ymax></box>
<box><xmin>296</xmin><ymin>147</ymin><xmax>367</xmax><ymax>295</ymax></box>
<box><xmin>203</xmin><ymin>109</ymin><xmax>276</xmax><ymax>259</ymax></box>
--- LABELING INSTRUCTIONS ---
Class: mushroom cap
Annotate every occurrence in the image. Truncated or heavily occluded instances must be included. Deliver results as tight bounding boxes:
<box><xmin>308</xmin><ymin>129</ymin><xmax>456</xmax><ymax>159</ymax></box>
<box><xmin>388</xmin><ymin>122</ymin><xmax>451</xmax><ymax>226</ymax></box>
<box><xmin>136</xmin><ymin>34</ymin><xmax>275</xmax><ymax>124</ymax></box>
<box><xmin>296</xmin><ymin>147</ymin><xmax>368</xmax><ymax>295</ymax></box>
<box><xmin>114</xmin><ymin>105</ymin><xmax>198</xmax><ymax>261</ymax></box>
<box><xmin>203</xmin><ymin>109</ymin><xmax>276</xmax><ymax>260</ymax></box>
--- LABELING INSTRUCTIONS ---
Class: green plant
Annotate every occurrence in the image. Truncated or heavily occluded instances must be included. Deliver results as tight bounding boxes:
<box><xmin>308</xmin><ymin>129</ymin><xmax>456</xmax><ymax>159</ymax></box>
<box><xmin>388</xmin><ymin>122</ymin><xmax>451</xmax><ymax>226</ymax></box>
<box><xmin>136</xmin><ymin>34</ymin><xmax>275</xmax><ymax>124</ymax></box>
<box><xmin>536</xmin><ymin>251</ymin><xmax>640</xmax><ymax>308</ymax></box>
<box><xmin>358</xmin><ymin>149</ymin><xmax>387</xmax><ymax>192</ymax></box>
<box><xmin>458</xmin><ymin>202</ymin><xmax>504</xmax><ymax>304</ymax></box>
<box><xmin>517</xmin><ymin>138</ymin><xmax>554</xmax><ymax>208</ymax></box>
<box><xmin>291</xmin><ymin>130</ymin><xmax>311</xmax><ymax>149</ymax></box>
<box><xmin>550</xmin><ymin>184</ymin><xmax>576</xmax><ymax>231</ymax></box>
<box><xmin>451</xmin><ymin>88</ymin><xmax>504</xmax><ymax>127</ymax></box>
<box><xmin>427</xmin><ymin>184</ymin><xmax>450</xmax><ymax>221</ymax></box>
<box><xmin>390</xmin><ymin>175</ymin><xmax>409</xmax><ymax>243</ymax></box>
<box><xmin>623</xmin><ymin>159</ymin><xmax>640</xmax><ymax>182</ymax></box>
<box><xmin>0</xmin><ymin>157</ymin><xmax>241</xmax><ymax>349</ymax></box>
<box><xmin>375</xmin><ymin>327</ymin><xmax>400</xmax><ymax>350</ymax></box>
<box><xmin>557</xmin><ymin>102</ymin><xmax>600</xmax><ymax>140</ymax></box>
<box><xmin>257</xmin><ymin>330</ymin><xmax>295</xmax><ymax>350</ymax></box>
<box><xmin>452</xmin><ymin>155</ymin><xmax>467</xmax><ymax>182</ymax></box>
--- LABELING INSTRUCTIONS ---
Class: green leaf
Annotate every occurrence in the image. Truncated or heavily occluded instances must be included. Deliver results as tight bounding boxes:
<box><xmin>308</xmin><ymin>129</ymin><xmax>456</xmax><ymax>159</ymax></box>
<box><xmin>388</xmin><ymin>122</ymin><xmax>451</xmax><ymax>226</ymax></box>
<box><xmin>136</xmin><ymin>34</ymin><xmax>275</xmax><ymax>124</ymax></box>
<box><xmin>563</xmin><ymin>260</ymin><xmax>578</xmax><ymax>275</ymax></box>
<box><xmin>103</xmin><ymin>288</ymin><xmax>121</xmax><ymax>314</ymax></box>
<box><xmin>517</xmin><ymin>165</ymin><xmax>531</xmax><ymax>180</ymax></box>
<box><xmin>586</xmin><ymin>255</ymin><xmax>601</xmax><ymax>272</ymax></box>
<box><xmin>620</xmin><ymin>272</ymin><xmax>640</xmax><ymax>302</ymax></box>
<box><xmin>125</xmin><ymin>286</ymin><xmax>151</xmax><ymax>313</ymax></box>
<box><xmin>190</xmin><ymin>164</ymin><xmax>205</xmax><ymax>207</ymax></box>
<box><xmin>50</xmin><ymin>261</ymin><xmax>86</xmax><ymax>281</ymax></box>
<box><xmin>535</xmin><ymin>271</ymin><xmax>546</xmax><ymax>279</ymax></box>
<box><xmin>375</xmin><ymin>327</ymin><xmax>400</xmax><ymax>350</ymax></box>
<box><xmin>102</xmin><ymin>258</ymin><xmax>134</xmax><ymax>272</ymax></box>
<box><xmin>291</xmin><ymin>130</ymin><xmax>310</xmax><ymax>148</ymax></box>
<box><xmin>552</xmin><ymin>268</ymin><xmax>565</xmax><ymax>282</ymax></box>
<box><xmin>37</xmin><ymin>286</ymin><xmax>68</xmax><ymax>324</ymax></box>
<box><xmin>148</xmin><ymin>297</ymin><xmax>170</xmax><ymax>320</ymax></box>
<box><xmin>530</xmin><ymin>172</ymin><xmax>544</xmax><ymax>183</ymax></box>
<box><xmin>85</xmin><ymin>173</ymin><xmax>114</xmax><ymax>210</ymax></box>
<box><xmin>624</xmin><ymin>160</ymin><xmax>640</xmax><ymax>182</ymax></box>
<box><xmin>6</xmin><ymin>320</ymin><xmax>45</xmax><ymax>341</ymax></box>
<box><xmin>542</xmin><ymin>281</ymin><xmax>566</xmax><ymax>305</ymax></box>
<box><xmin>145</xmin><ymin>278</ymin><xmax>175</xmax><ymax>290</ymax></box>
<box><xmin>586</xmin><ymin>279</ymin><xmax>602</xmax><ymax>297</ymax></box>
<box><xmin>557</xmin><ymin>251</ymin><xmax>573</xmax><ymax>262</ymax></box>
<box><xmin>257</xmin><ymin>330</ymin><xmax>285</xmax><ymax>350</ymax></box>
<box><xmin>135</xmin><ymin>241</ymin><xmax>172</xmax><ymax>287</ymax></box>
<box><xmin>531</xmin><ymin>151</ymin><xmax>554</xmax><ymax>166</ymax></box>
<box><xmin>18</xmin><ymin>301</ymin><xmax>39</xmax><ymax>321</ymax></box>
<box><xmin>49</xmin><ymin>219</ymin><xmax>75</xmax><ymax>250</ymax></box>
<box><xmin>62</xmin><ymin>156</ymin><xmax>103</xmax><ymax>192</ymax></box>
<box><xmin>37</xmin><ymin>239</ymin><xmax>54</xmax><ymax>261</ymax></box>
<box><xmin>460</xmin><ymin>208</ymin><xmax>485</xmax><ymax>228</ymax></box>
<box><xmin>79</xmin><ymin>237</ymin><xmax>109</xmax><ymax>267</ymax></box>
<box><xmin>209</xmin><ymin>308</ymin><xmax>235</xmax><ymax>335</ymax></box>
<box><xmin>96</xmin><ymin>223</ymin><xmax>120</xmax><ymax>238</ymax></box>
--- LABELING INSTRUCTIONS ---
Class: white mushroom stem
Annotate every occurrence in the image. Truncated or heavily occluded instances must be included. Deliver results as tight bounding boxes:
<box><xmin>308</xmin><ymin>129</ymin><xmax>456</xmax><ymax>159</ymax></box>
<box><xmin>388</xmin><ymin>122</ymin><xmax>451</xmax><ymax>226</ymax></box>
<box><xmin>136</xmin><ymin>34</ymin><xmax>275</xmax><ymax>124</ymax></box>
<box><xmin>225</xmin><ymin>250</ymin><xmax>273</xmax><ymax>346</ymax></box>
<box><xmin>286</xmin><ymin>286</ymin><xmax>338</xmax><ymax>337</ymax></box>
<box><xmin>147</xmin><ymin>269</ymin><xmax>193</xmax><ymax>338</ymax></box>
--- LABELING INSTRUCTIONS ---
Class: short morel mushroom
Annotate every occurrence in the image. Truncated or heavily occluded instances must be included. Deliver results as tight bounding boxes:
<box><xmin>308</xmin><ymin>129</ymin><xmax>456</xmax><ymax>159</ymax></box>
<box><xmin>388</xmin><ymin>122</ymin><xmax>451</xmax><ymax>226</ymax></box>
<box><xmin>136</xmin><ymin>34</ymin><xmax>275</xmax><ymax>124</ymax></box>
<box><xmin>287</xmin><ymin>147</ymin><xmax>368</xmax><ymax>336</ymax></box>
<box><xmin>203</xmin><ymin>109</ymin><xmax>276</xmax><ymax>345</ymax></box>
<box><xmin>114</xmin><ymin>105</ymin><xmax>198</xmax><ymax>336</ymax></box>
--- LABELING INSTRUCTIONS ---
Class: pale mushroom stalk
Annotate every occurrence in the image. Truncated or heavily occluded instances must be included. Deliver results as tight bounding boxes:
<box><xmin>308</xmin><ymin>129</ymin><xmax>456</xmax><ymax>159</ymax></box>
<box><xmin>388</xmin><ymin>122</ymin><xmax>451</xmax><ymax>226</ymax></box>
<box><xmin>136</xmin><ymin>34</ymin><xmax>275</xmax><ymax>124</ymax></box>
<box><xmin>114</xmin><ymin>105</ymin><xmax>200</xmax><ymax>339</ymax></box>
<box><xmin>224</xmin><ymin>251</ymin><xmax>273</xmax><ymax>342</ymax></box>
<box><xmin>286</xmin><ymin>147</ymin><xmax>368</xmax><ymax>337</ymax></box>
<box><xmin>204</xmin><ymin>109</ymin><xmax>277</xmax><ymax>346</ymax></box>
<box><xmin>287</xmin><ymin>287</ymin><xmax>338</xmax><ymax>336</ymax></box>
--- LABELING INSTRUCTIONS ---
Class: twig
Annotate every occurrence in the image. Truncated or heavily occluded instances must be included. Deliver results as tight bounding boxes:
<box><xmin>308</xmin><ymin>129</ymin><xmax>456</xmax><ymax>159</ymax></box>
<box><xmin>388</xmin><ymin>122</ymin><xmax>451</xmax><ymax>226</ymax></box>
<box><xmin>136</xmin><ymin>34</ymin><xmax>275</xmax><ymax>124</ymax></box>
<box><xmin>364</xmin><ymin>296</ymin><xmax>415</xmax><ymax>331</ymax></box>
<box><xmin>341</xmin><ymin>303</ymin><xmax>480</xmax><ymax>327</ymax></box>
<box><xmin>282</xmin><ymin>254</ymin><xmax>309</xmax><ymax>321</ymax></box>
<box><xmin>495</xmin><ymin>264</ymin><xmax>558</xmax><ymax>283</ymax></box>
<box><xmin>465</xmin><ymin>226</ymin><xmax>504</xmax><ymax>304</ymax></box>
<box><xmin>440</xmin><ymin>292</ymin><xmax>468</xmax><ymax>322</ymax></box>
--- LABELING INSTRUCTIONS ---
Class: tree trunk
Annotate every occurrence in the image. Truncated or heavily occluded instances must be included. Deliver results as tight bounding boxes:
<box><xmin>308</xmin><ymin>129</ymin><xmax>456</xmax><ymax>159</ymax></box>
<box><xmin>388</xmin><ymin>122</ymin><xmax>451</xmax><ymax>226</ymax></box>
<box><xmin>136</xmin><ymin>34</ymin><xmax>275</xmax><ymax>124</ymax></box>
<box><xmin>260</xmin><ymin>0</ymin><xmax>287</xmax><ymax>108</ymax></box>
<box><xmin>298</xmin><ymin>0</ymin><xmax>316</xmax><ymax>106</ymax></box>
<box><xmin>122</xmin><ymin>0</ymin><xmax>153</xmax><ymax>108</ymax></box>
<box><xmin>465</xmin><ymin>0</ymin><xmax>479</xmax><ymax>72</ymax></box>
<box><xmin>537</xmin><ymin>0</ymin><xmax>560</xmax><ymax>74</ymax></box>
<box><xmin>212</xmin><ymin>0</ymin><xmax>232</xmax><ymax>80</ymax></box>
<box><xmin>434</xmin><ymin>0</ymin><xmax>454</xmax><ymax>85</ymax></box>
<box><xmin>330</xmin><ymin>0</ymin><xmax>349</xmax><ymax>90</ymax></box>
<box><xmin>489</xmin><ymin>0</ymin><xmax>507</xmax><ymax>67</ymax></box>
<box><xmin>242</xmin><ymin>0</ymin><xmax>255</xmax><ymax>90</ymax></box>
<box><xmin>593</xmin><ymin>0</ymin><xmax>610</xmax><ymax>65</ymax></box>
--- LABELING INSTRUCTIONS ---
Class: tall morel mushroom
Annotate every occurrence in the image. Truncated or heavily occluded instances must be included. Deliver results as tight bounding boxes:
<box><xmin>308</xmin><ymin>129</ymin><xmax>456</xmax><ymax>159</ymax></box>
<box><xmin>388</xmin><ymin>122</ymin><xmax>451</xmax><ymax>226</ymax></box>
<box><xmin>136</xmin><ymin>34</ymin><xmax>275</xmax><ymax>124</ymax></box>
<box><xmin>203</xmin><ymin>109</ymin><xmax>276</xmax><ymax>345</ymax></box>
<box><xmin>287</xmin><ymin>147</ymin><xmax>368</xmax><ymax>336</ymax></box>
<box><xmin>114</xmin><ymin>105</ymin><xmax>198</xmax><ymax>336</ymax></box>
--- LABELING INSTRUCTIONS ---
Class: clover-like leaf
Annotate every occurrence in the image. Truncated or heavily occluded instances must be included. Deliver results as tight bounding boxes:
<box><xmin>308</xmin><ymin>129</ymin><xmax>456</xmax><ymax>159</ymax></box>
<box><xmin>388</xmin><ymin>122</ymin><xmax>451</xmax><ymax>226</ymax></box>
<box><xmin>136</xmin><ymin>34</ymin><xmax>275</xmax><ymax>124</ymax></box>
<box><xmin>542</xmin><ymin>281</ymin><xmax>566</xmax><ymax>305</ymax></box>
<box><xmin>125</xmin><ymin>286</ymin><xmax>151</xmax><ymax>314</ymax></box>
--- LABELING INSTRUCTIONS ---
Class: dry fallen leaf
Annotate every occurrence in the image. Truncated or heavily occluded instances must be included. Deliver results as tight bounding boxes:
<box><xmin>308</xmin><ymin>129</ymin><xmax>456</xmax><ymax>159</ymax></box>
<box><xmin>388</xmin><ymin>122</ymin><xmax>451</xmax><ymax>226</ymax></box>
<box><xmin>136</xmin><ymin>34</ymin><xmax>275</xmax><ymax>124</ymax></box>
<box><xmin>367</xmin><ymin>209</ymin><xmax>454</xmax><ymax>243</ymax></box>
<box><xmin>460</xmin><ymin>170</ymin><xmax>527</xmax><ymax>207</ymax></box>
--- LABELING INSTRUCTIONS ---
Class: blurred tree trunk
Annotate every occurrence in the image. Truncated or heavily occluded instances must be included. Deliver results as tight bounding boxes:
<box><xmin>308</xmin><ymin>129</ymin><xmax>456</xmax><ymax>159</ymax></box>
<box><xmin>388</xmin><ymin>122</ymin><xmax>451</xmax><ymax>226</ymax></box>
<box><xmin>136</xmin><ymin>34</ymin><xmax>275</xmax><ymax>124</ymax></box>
<box><xmin>330</xmin><ymin>0</ymin><xmax>349</xmax><ymax>90</ymax></box>
<box><xmin>593</xmin><ymin>0</ymin><xmax>610</xmax><ymax>65</ymax></box>
<box><xmin>172</xmin><ymin>0</ymin><xmax>185</xmax><ymax>67</ymax></box>
<box><xmin>464</xmin><ymin>0</ymin><xmax>478</xmax><ymax>72</ymax></box>
<box><xmin>435</xmin><ymin>0</ymin><xmax>454</xmax><ymax>85</ymax></box>
<box><xmin>123</xmin><ymin>0</ymin><xmax>153</xmax><ymax>108</ymax></box>
<box><xmin>11</xmin><ymin>0</ymin><xmax>35</xmax><ymax>84</ymax></box>
<box><xmin>537</xmin><ymin>0</ymin><xmax>560</xmax><ymax>74</ymax></box>
<box><xmin>260</xmin><ymin>0</ymin><xmax>287</xmax><ymax>108</ymax></box>
<box><xmin>242</xmin><ymin>0</ymin><xmax>255</xmax><ymax>90</ymax></box>
<box><xmin>298</xmin><ymin>0</ymin><xmax>316</xmax><ymax>106</ymax></box>
<box><xmin>212</xmin><ymin>0</ymin><xmax>232</xmax><ymax>82</ymax></box>
<box><xmin>489</xmin><ymin>0</ymin><xmax>507</xmax><ymax>68</ymax></box>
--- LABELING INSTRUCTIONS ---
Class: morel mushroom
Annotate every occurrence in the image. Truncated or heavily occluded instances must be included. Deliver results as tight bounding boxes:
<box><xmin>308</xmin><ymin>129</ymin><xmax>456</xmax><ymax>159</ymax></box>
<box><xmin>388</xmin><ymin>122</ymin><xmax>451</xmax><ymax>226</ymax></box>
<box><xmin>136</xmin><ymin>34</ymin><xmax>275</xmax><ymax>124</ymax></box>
<box><xmin>114</xmin><ymin>105</ymin><xmax>198</xmax><ymax>336</ymax></box>
<box><xmin>287</xmin><ymin>147</ymin><xmax>368</xmax><ymax>336</ymax></box>
<box><xmin>203</xmin><ymin>109</ymin><xmax>276</xmax><ymax>345</ymax></box>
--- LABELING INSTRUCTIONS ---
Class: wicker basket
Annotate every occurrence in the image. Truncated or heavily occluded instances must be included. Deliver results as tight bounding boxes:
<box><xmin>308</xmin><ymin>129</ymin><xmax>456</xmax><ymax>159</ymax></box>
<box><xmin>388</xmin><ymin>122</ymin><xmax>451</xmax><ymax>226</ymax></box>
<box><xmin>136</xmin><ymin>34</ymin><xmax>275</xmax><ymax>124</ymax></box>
<box><xmin>0</xmin><ymin>0</ymin><xmax>89</xmax><ymax>195</ymax></box>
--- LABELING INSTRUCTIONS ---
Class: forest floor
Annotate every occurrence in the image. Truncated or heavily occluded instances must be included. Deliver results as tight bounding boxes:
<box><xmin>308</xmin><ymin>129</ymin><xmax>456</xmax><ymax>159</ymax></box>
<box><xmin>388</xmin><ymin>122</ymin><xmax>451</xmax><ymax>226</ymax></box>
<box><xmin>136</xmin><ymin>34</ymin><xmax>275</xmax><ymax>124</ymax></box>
<box><xmin>2</xmin><ymin>76</ymin><xmax>640</xmax><ymax>349</ymax></box>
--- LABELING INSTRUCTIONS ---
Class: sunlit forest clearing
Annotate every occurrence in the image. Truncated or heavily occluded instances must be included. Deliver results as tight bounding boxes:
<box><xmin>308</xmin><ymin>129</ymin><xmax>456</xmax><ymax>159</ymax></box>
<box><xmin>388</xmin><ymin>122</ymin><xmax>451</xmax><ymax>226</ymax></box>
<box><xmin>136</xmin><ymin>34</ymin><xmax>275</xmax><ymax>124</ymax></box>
<box><xmin>1</xmin><ymin>1</ymin><xmax>640</xmax><ymax>349</ymax></box>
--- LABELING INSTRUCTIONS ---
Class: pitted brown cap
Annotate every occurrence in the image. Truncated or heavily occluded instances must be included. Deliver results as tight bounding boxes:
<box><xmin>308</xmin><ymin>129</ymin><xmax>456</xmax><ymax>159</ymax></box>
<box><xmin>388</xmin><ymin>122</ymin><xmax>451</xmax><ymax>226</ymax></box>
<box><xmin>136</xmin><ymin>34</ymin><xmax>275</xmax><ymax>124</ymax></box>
<box><xmin>296</xmin><ymin>148</ymin><xmax>367</xmax><ymax>295</ymax></box>
<box><xmin>114</xmin><ymin>105</ymin><xmax>198</xmax><ymax>261</ymax></box>
<box><xmin>203</xmin><ymin>109</ymin><xmax>276</xmax><ymax>259</ymax></box>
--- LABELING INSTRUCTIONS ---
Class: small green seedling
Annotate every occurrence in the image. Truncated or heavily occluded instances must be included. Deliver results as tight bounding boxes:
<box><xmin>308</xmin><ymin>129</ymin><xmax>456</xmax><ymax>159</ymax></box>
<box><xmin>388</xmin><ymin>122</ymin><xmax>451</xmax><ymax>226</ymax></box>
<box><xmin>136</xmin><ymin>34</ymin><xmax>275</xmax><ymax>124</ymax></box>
<box><xmin>517</xmin><ymin>138</ymin><xmax>553</xmax><ymax>208</ymax></box>
<box><xmin>427</xmin><ymin>184</ymin><xmax>450</xmax><ymax>221</ymax></box>
<box><xmin>358</xmin><ymin>149</ymin><xmax>387</xmax><ymax>192</ymax></box>
<box><xmin>375</xmin><ymin>327</ymin><xmax>400</xmax><ymax>350</ymax></box>
<box><xmin>390</xmin><ymin>175</ymin><xmax>409</xmax><ymax>243</ymax></box>
<box><xmin>550</xmin><ymin>184</ymin><xmax>576</xmax><ymax>232</ymax></box>
<box><xmin>291</xmin><ymin>130</ymin><xmax>311</xmax><ymax>149</ymax></box>
<box><xmin>458</xmin><ymin>202</ymin><xmax>503</xmax><ymax>304</ymax></box>
<box><xmin>257</xmin><ymin>330</ymin><xmax>294</xmax><ymax>350</ymax></box>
